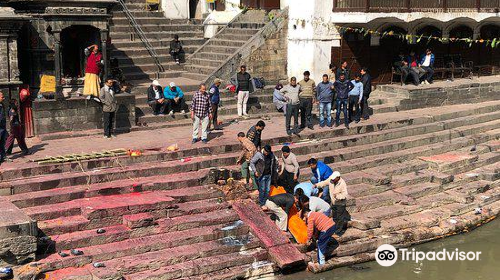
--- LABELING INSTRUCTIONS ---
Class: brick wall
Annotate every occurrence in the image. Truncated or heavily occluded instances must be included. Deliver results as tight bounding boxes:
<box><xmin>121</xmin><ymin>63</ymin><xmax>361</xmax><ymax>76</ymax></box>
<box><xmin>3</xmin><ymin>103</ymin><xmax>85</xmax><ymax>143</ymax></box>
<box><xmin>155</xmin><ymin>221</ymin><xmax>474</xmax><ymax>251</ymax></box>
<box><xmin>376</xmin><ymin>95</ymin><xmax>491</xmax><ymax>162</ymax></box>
<box><xmin>32</xmin><ymin>94</ymin><xmax>136</xmax><ymax>135</ymax></box>
<box><xmin>243</xmin><ymin>15</ymin><xmax>288</xmax><ymax>85</ymax></box>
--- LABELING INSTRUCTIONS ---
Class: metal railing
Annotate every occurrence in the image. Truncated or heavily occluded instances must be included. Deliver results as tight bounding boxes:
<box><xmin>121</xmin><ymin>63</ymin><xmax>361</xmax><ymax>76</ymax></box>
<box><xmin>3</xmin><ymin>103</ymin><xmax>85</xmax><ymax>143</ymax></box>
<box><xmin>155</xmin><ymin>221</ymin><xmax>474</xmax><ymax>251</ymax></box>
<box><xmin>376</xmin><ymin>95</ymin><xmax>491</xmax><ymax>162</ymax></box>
<box><xmin>117</xmin><ymin>0</ymin><xmax>164</xmax><ymax>73</ymax></box>
<box><xmin>333</xmin><ymin>0</ymin><xmax>500</xmax><ymax>12</ymax></box>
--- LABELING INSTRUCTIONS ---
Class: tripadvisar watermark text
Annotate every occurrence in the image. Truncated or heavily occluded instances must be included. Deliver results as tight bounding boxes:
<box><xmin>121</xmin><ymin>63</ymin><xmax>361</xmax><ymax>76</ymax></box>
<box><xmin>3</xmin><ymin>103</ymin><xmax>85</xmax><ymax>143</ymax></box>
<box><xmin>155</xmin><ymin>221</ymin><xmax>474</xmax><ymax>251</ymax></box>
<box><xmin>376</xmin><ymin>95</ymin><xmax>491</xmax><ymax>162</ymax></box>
<box><xmin>375</xmin><ymin>244</ymin><xmax>482</xmax><ymax>267</ymax></box>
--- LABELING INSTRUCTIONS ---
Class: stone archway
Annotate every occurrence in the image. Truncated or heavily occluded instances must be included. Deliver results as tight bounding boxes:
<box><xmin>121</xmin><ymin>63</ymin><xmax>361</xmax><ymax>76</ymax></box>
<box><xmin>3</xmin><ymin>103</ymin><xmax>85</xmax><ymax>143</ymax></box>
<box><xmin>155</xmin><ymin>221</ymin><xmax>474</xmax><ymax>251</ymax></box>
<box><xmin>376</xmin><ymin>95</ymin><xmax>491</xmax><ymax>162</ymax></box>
<box><xmin>60</xmin><ymin>25</ymin><xmax>101</xmax><ymax>79</ymax></box>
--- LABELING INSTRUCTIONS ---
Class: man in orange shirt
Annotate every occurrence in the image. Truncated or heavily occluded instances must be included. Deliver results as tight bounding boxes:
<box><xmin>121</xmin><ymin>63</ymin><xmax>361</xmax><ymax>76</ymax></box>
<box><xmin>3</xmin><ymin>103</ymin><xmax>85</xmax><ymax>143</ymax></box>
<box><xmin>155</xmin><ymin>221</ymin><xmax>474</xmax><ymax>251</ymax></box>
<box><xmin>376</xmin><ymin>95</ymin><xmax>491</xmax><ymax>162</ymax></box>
<box><xmin>305</xmin><ymin>209</ymin><xmax>336</xmax><ymax>266</ymax></box>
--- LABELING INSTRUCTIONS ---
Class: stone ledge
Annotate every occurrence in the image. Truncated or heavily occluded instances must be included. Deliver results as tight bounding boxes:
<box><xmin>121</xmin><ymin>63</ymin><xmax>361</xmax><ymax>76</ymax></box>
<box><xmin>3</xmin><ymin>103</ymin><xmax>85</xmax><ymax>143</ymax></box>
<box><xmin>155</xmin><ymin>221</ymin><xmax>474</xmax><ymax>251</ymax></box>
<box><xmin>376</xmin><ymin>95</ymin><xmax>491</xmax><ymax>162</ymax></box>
<box><xmin>0</xmin><ymin>197</ymin><xmax>37</xmax><ymax>266</ymax></box>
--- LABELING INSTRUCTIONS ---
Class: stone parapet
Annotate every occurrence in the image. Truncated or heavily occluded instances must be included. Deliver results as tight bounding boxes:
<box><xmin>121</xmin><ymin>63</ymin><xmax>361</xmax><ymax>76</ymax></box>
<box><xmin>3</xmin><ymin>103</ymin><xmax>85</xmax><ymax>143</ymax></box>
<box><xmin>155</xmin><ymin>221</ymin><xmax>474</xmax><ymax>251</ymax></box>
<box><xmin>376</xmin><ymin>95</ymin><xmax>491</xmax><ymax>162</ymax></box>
<box><xmin>32</xmin><ymin>94</ymin><xmax>135</xmax><ymax>135</ymax></box>
<box><xmin>0</xmin><ymin>197</ymin><xmax>37</xmax><ymax>267</ymax></box>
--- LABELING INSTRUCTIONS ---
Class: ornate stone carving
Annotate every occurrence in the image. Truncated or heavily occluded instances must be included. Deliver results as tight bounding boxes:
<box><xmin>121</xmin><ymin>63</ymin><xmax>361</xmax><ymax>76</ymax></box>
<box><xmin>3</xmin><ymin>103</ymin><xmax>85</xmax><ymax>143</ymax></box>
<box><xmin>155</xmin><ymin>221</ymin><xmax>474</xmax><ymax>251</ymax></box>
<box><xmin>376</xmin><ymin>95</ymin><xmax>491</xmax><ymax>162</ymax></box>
<box><xmin>45</xmin><ymin>7</ymin><xmax>107</xmax><ymax>16</ymax></box>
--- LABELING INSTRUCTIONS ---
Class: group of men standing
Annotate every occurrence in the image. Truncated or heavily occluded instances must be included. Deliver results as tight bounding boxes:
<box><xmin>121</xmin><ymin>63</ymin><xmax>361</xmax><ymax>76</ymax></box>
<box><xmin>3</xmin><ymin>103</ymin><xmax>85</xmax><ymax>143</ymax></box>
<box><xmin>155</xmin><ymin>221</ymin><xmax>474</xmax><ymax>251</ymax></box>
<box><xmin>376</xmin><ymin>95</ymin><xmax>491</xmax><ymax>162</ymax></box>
<box><xmin>275</xmin><ymin>64</ymin><xmax>372</xmax><ymax>134</ymax></box>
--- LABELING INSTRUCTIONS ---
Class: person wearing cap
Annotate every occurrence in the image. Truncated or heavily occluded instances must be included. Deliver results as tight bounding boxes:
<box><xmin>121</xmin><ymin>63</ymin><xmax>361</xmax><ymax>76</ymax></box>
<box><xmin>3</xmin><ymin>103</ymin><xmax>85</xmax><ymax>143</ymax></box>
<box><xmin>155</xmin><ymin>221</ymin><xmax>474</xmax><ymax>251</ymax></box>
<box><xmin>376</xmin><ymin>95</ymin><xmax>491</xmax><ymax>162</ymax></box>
<box><xmin>313</xmin><ymin>171</ymin><xmax>349</xmax><ymax>234</ymax></box>
<box><xmin>147</xmin><ymin>80</ymin><xmax>168</xmax><ymax>115</ymax></box>
<box><xmin>273</xmin><ymin>83</ymin><xmax>287</xmax><ymax>115</ymax></box>
<box><xmin>236</xmin><ymin>65</ymin><xmax>252</xmax><ymax>117</ymax></box>
<box><xmin>164</xmin><ymin>82</ymin><xmax>186</xmax><ymax>115</ymax></box>
<box><xmin>209</xmin><ymin>78</ymin><xmax>222</xmax><ymax>130</ymax></box>
<box><xmin>298</xmin><ymin>71</ymin><xmax>316</xmax><ymax>130</ymax></box>
<box><xmin>249</xmin><ymin>144</ymin><xmax>278</xmax><ymax>206</ymax></box>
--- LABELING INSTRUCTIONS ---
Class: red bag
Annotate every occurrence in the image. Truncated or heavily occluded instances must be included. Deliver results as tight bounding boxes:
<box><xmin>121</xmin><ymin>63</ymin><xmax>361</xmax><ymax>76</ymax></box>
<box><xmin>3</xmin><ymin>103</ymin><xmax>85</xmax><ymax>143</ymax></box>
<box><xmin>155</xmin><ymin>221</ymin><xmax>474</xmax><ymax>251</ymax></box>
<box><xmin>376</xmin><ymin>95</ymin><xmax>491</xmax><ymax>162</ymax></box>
<box><xmin>225</xmin><ymin>84</ymin><xmax>236</xmax><ymax>93</ymax></box>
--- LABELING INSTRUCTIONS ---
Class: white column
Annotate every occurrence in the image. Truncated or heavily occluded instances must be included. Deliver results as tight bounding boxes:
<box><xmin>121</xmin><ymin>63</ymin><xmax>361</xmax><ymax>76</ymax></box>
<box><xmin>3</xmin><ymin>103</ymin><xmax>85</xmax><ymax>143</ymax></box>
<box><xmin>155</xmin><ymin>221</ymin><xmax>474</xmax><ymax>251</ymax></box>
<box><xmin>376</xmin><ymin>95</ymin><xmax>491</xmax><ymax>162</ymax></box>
<box><xmin>162</xmin><ymin>0</ymin><xmax>189</xmax><ymax>19</ymax></box>
<box><xmin>287</xmin><ymin>0</ymin><xmax>336</xmax><ymax>82</ymax></box>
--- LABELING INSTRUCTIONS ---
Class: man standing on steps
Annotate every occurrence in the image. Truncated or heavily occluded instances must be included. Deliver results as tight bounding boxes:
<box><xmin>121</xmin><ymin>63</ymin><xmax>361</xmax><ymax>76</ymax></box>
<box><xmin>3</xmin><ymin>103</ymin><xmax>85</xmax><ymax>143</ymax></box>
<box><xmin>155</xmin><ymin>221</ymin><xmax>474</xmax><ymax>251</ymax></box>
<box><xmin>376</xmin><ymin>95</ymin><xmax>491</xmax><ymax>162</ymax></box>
<box><xmin>298</xmin><ymin>71</ymin><xmax>316</xmax><ymax>130</ymax></box>
<box><xmin>316</xmin><ymin>74</ymin><xmax>335</xmax><ymax>128</ymax></box>
<box><xmin>236</xmin><ymin>65</ymin><xmax>252</xmax><ymax>118</ymax></box>
<box><xmin>348</xmin><ymin>74</ymin><xmax>364</xmax><ymax>124</ymax></box>
<box><xmin>280</xmin><ymin>77</ymin><xmax>301</xmax><ymax>136</ymax></box>
<box><xmin>336</xmin><ymin>61</ymin><xmax>350</xmax><ymax>81</ymax></box>
<box><xmin>100</xmin><ymin>77</ymin><xmax>118</xmax><ymax>139</ymax></box>
<box><xmin>191</xmin><ymin>84</ymin><xmax>212</xmax><ymax>144</ymax></box>
<box><xmin>147</xmin><ymin>80</ymin><xmax>168</xmax><ymax>116</ymax></box>
<box><xmin>360</xmin><ymin>68</ymin><xmax>372</xmax><ymax>120</ymax></box>
<box><xmin>313</xmin><ymin>171</ymin><xmax>350</xmax><ymax>234</ymax></box>
<box><xmin>236</xmin><ymin>132</ymin><xmax>257</xmax><ymax>190</ymax></box>
<box><xmin>164</xmin><ymin>82</ymin><xmax>186</xmax><ymax>115</ymax></box>
<box><xmin>250</xmin><ymin>144</ymin><xmax>278</xmax><ymax>206</ymax></box>
<box><xmin>278</xmin><ymin>145</ymin><xmax>300</xmax><ymax>193</ymax></box>
<box><xmin>333</xmin><ymin>73</ymin><xmax>354</xmax><ymax>129</ymax></box>
<box><xmin>209</xmin><ymin>78</ymin><xmax>222</xmax><ymax>130</ymax></box>
<box><xmin>247</xmin><ymin>120</ymin><xmax>265</xmax><ymax>150</ymax></box>
<box><xmin>308</xmin><ymin>158</ymin><xmax>333</xmax><ymax>204</ymax></box>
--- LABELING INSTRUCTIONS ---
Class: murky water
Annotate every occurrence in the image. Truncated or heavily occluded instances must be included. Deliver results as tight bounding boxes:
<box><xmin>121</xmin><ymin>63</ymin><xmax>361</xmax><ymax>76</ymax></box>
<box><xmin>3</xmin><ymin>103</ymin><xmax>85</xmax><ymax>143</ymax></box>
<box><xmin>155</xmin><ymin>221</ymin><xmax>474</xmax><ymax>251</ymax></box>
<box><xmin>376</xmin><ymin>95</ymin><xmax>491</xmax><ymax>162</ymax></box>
<box><xmin>282</xmin><ymin>218</ymin><xmax>500</xmax><ymax>280</ymax></box>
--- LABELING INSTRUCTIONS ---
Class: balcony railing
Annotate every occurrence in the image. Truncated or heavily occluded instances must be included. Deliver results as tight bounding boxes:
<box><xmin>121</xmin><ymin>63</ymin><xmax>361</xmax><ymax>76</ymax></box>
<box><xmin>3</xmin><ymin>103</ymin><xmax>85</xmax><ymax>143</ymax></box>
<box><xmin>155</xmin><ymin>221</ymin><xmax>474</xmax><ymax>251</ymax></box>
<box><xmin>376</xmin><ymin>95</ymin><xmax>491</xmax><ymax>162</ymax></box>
<box><xmin>333</xmin><ymin>0</ymin><xmax>500</xmax><ymax>12</ymax></box>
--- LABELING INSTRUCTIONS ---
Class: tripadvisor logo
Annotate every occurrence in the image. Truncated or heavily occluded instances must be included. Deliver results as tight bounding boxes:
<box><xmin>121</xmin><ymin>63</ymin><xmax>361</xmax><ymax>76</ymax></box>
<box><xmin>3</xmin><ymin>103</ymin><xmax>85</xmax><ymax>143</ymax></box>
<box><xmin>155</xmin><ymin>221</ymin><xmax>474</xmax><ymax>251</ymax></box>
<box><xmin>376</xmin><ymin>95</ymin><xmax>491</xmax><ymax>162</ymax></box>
<box><xmin>375</xmin><ymin>244</ymin><xmax>482</xmax><ymax>267</ymax></box>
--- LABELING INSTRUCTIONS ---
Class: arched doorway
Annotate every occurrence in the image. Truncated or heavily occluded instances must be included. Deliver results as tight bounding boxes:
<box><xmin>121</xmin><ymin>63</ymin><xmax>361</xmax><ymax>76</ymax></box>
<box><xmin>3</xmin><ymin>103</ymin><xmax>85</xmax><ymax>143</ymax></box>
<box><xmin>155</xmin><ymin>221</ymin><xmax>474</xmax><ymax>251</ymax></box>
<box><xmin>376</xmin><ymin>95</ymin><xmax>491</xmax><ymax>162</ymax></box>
<box><xmin>189</xmin><ymin>0</ymin><xmax>200</xmax><ymax>19</ymax></box>
<box><xmin>479</xmin><ymin>24</ymin><xmax>500</xmax><ymax>67</ymax></box>
<box><xmin>377</xmin><ymin>26</ymin><xmax>408</xmax><ymax>82</ymax></box>
<box><xmin>60</xmin><ymin>25</ymin><xmax>101</xmax><ymax>79</ymax></box>
<box><xmin>448</xmin><ymin>25</ymin><xmax>475</xmax><ymax>63</ymax></box>
<box><xmin>416</xmin><ymin>25</ymin><xmax>444</xmax><ymax>55</ymax></box>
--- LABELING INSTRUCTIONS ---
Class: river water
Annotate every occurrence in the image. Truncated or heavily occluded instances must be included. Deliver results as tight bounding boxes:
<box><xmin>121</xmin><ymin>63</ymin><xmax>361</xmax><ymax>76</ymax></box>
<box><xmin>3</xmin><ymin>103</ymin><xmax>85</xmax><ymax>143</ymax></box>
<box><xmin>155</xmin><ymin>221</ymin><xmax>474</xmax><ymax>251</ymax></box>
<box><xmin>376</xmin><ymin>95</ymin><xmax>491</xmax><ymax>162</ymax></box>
<box><xmin>282</xmin><ymin>218</ymin><xmax>499</xmax><ymax>280</ymax></box>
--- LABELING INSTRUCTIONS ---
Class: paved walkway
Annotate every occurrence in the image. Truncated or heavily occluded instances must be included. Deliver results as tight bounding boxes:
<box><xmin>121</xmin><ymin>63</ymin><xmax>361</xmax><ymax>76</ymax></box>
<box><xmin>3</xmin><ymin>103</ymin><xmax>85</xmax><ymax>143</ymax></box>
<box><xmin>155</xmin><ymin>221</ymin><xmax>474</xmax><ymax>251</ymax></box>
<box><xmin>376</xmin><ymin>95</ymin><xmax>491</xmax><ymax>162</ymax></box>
<box><xmin>3</xmin><ymin>101</ymin><xmax>498</xmax><ymax>171</ymax></box>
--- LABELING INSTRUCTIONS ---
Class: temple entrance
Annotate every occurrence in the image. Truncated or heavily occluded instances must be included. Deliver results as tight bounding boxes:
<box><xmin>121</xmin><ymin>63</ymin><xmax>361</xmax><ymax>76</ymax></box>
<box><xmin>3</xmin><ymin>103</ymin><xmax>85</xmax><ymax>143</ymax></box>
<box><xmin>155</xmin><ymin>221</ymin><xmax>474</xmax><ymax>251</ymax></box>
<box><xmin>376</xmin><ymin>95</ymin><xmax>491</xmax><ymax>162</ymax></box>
<box><xmin>189</xmin><ymin>0</ymin><xmax>200</xmax><ymax>19</ymax></box>
<box><xmin>60</xmin><ymin>25</ymin><xmax>100</xmax><ymax>79</ymax></box>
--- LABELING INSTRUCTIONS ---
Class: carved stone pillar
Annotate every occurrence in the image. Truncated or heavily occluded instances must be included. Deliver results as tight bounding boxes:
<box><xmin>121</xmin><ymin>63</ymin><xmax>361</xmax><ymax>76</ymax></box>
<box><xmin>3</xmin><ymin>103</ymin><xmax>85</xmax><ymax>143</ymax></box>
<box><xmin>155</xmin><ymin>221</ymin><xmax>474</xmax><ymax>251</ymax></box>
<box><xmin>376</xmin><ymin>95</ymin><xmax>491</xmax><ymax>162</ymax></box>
<box><xmin>100</xmin><ymin>29</ymin><xmax>109</xmax><ymax>79</ymax></box>
<box><xmin>53</xmin><ymin>31</ymin><xmax>62</xmax><ymax>98</ymax></box>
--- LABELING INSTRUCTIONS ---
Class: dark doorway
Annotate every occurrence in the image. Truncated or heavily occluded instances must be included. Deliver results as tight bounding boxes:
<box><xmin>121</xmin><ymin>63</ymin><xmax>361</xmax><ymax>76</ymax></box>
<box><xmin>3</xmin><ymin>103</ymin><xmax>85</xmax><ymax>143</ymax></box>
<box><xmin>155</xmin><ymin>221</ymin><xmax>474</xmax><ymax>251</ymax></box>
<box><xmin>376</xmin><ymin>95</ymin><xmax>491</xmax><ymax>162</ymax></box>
<box><xmin>61</xmin><ymin>25</ymin><xmax>100</xmax><ymax>78</ymax></box>
<box><xmin>241</xmin><ymin>0</ymin><xmax>280</xmax><ymax>10</ymax></box>
<box><xmin>189</xmin><ymin>0</ymin><xmax>200</xmax><ymax>19</ymax></box>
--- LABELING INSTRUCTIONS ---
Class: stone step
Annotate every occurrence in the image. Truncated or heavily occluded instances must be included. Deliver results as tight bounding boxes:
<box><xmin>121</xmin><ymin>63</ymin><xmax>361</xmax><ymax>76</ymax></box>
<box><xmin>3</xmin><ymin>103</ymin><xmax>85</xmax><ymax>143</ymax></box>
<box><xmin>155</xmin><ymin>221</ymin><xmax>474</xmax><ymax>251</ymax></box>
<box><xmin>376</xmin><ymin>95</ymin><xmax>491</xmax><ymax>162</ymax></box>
<box><xmin>183</xmin><ymin>64</ymin><xmax>217</xmax><ymax>75</ymax></box>
<box><xmin>4</xmin><ymin>104</ymin><xmax>500</xmax><ymax>193</ymax></box>
<box><xmin>124</xmin><ymin>249</ymin><xmax>267</xmax><ymax>280</ymax></box>
<box><xmin>393</xmin><ymin>182</ymin><xmax>443</xmax><ymax>199</ymax></box>
<box><xmin>136</xmin><ymin>99</ymin><xmax>274</xmax><ymax>122</ymax></box>
<box><xmin>191</xmin><ymin>52</ymin><xmax>232</xmax><ymax>61</ymax></box>
<box><xmin>49</xmin><ymin>207</ymin><xmax>236</xmax><ymax>251</ymax></box>
<box><xmin>219</xmin><ymin>27</ymin><xmax>260</xmax><ymax>35</ymax></box>
<box><xmin>215</xmin><ymin>33</ymin><xmax>256</xmax><ymax>41</ymax></box>
<box><xmin>29</xmin><ymin>185</ymin><xmax>221</xmax><ymax>223</ymax></box>
<box><xmin>111</xmin><ymin>17</ymin><xmax>203</xmax><ymax>26</ymax></box>
<box><xmin>34</xmin><ymin>223</ymin><xmax>250</xmax><ymax>275</ymax></box>
<box><xmin>352</xmin><ymin>191</ymin><xmax>409</xmax><ymax>213</ymax></box>
<box><xmin>87</xmin><ymin>238</ymin><xmax>263</xmax><ymax>280</ymax></box>
<box><xmin>180</xmin><ymin>72</ymin><xmax>208</xmax><ymax>81</ymax></box>
<box><xmin>110</xmin><ymin>24</ymin><xmax>204</xmax><ymax>33</ymax></box>
<box><xmin>194</xmin><ymin>46</ymin><xmax>240</xmax><ymax>55</ymax></box>
<box><xmin>111</xmin><ymin>30</ymin><xmax>204</xmax><ymax>42</ymax></box>
<box><xmin>111</xmin><ymin>46</ymin><xmax>200</xmax><ymax>58</ymax></box>
<box><xmin>135</xmin><ymin>94</ymin><xmax>273</xmax><ymax>114</ymax></box>
<box><xmin>189</xmin><ymin>58</ymin><xmax>227</xmax><ymax>68</ymax></box>
<box><xmin>123</xmin><ymin>70</ymin><xmax>187</xmax><ymax>81</ymax></box>
<box><xmin>205</xmin><ymin>39</ymin><xmax>247</xmax><ymax>47</ymax></box>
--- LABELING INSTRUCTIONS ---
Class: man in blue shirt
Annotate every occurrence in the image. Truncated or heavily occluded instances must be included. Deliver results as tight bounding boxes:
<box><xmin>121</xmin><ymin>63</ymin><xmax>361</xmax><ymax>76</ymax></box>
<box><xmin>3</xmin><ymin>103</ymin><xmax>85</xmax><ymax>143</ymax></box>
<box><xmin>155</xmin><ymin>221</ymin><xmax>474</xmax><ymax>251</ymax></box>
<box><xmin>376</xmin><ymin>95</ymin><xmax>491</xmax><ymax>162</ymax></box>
<box><xmin>164</xmin><ymin>82</ymin><xmax>186</xmax><ymax>115</ymax></box>
<box><xmin>348</xmin><ymin>74</ymin><xmax>363</xmax><ymax>124</ymax></box>
<box><xmin>209</xmin><ymin>78</ymin><xmax>221</xmax><ymax>130</ymax></box>
<box><xmin>294</xmin><ymin>181</ymin><xmax>319</xmax><ymax>198</ymax></box>
<box><xmin>308</xmin><ymin>158</ymin><xmax>333</xmax><ymax>204</ymax></box>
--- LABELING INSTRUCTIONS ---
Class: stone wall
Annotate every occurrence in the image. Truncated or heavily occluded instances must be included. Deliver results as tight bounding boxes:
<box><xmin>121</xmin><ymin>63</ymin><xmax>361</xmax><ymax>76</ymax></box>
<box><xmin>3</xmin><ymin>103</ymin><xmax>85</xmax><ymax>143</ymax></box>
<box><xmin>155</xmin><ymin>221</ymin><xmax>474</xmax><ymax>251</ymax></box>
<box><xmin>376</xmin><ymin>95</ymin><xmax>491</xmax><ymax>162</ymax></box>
<box><xmin>0</xmin><ymin>197</ymin><xmax>37</xmax><ymax>267</ymax></box>
<box><xmin>32</xmin><ymin>94</ymin><xmax>136</xmax><ymax>135</ymax></box>
<box><xmin>243</xmin><ymin>14</ymin><xmax>288</xmax><ymax>85</ymax></box>
<box><xmin>379</xmin><ymin>81</ymin><xmax>500</xmax><ymax>110</ymax></box>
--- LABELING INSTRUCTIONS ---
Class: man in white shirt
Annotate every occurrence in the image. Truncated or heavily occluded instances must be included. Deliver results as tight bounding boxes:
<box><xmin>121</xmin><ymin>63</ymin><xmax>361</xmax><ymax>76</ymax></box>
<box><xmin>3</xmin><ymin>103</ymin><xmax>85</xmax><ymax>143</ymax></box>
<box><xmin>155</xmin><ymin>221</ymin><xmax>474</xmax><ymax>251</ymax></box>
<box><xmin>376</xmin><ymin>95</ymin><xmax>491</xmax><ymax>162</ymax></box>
<box><xmin>420</xmin><ymin>49</ymin><xmax>435</xmax><ymax>85</ymax></box>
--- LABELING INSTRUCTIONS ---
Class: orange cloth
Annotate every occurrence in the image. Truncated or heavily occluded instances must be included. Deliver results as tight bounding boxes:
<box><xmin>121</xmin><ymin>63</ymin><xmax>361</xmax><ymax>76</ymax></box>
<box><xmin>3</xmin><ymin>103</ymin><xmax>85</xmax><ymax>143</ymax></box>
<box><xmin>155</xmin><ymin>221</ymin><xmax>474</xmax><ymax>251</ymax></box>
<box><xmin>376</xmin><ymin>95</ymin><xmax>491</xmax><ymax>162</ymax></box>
<box><xmin>307</xmin><ymin>211</ymin><xmax>335</xmax><ymax>241</ymax></box>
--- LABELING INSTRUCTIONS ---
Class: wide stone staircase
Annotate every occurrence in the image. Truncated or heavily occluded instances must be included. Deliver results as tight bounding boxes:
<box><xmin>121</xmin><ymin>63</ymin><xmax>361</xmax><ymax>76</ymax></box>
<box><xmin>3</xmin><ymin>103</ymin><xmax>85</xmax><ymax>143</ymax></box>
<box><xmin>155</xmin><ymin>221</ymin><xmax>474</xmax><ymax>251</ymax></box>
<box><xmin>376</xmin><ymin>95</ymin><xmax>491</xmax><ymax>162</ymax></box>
<box><xmin>7</xmin><ymin>85</ymin><xmax>500</xmax><ymax>278</ymax></box>
<box><xmin>109</xmin><ymin>0</ymin><xmax>206</xmax><ymax>81</ymax></box>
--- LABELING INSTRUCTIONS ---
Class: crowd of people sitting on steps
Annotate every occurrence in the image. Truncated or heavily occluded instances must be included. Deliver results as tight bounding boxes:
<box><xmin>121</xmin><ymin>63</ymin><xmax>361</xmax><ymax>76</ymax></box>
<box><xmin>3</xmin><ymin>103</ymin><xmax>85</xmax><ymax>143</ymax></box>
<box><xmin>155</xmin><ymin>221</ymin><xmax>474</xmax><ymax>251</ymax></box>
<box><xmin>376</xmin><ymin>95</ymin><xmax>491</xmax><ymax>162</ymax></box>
<box><xmin>236</xmin><ymin>121</ymin><xmax>351</xmax><ymax>268</ymax></box>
